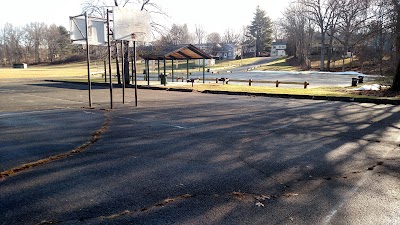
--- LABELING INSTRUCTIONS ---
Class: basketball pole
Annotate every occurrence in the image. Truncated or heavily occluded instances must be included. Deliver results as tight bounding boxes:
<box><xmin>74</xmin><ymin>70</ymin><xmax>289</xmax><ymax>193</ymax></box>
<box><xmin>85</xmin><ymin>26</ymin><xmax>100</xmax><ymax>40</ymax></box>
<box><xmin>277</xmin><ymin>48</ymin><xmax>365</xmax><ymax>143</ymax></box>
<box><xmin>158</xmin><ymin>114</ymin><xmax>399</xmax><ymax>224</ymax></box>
<box><xmin>106</xmin><ymin>9</ymin><xmax>113</xmax><ymax>109</ymax></box>
<box><xmin>84</xmin><ymin>12</ymin><xmax>92</xmax><ymax>108</ymax></box>
<box><xmin>133</xmin><ymin>41</ymin><xmax>138</xmax><ymax>107</ymax></box>
<box><xmin>121</xmin><ymin>41</ymin><xmax>125</xmax><ymax>104</ymax></box>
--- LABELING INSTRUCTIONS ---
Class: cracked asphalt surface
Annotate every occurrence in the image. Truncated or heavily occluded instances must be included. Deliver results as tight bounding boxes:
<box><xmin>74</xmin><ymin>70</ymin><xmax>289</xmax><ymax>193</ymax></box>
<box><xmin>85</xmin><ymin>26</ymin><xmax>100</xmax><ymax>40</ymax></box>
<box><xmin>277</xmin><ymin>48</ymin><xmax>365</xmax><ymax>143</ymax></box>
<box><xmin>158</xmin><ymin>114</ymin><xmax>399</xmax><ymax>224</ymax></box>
<box><xmin>0</xmin><ymin>80</ymin><xmax>399</xmax><ymax>225</ymax></box>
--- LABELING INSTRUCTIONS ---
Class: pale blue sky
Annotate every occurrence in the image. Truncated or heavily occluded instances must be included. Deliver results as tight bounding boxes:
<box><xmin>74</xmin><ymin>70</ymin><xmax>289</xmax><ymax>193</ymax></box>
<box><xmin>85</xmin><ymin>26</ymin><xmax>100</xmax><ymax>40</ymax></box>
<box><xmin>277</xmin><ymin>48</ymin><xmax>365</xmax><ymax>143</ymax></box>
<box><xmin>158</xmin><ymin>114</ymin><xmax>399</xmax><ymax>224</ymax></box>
<box><xmin>1</xmin><ymin>0</ymin><xmax>291</xmax><ymax>33</ymax></box>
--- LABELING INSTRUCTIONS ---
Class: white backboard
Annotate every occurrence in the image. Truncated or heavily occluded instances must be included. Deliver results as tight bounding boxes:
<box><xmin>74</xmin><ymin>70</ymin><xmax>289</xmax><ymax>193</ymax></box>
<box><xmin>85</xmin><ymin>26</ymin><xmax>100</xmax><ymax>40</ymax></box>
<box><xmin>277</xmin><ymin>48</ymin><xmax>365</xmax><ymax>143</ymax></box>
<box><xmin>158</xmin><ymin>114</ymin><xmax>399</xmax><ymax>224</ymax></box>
<box><xmin>112</xmin><ymin>7</ymin><xmax>151</xmax><ymax>42</ymax></box>
<box><xmin>70</xmin><ymin>16</ymin><xmax>107</xmax><ymax>46</ymax></box>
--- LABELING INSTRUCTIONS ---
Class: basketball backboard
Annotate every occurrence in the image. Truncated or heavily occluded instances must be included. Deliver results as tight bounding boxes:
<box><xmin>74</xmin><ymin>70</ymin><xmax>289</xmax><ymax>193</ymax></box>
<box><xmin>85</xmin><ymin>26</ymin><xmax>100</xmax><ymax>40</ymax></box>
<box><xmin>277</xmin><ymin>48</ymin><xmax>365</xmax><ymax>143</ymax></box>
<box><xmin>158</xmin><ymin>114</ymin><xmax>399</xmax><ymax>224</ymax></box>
<box><xmin>112</xmin><ymin>7</ymin><xmax>151</xmax><ymax>42</ymax></box>
<box><xmin>70</xmin><ymin>16</ymin><xmax>107</xmax><ymax>46</ymax></box>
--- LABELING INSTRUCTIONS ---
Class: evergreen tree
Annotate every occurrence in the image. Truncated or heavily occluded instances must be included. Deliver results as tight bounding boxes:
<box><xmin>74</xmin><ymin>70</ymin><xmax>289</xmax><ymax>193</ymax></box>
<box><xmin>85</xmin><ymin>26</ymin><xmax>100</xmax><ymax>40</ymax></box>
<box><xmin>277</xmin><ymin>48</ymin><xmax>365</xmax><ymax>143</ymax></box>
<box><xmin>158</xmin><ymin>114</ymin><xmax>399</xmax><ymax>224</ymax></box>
<box><xmin>248</xmin><ymin>6</ymin><xmax>273</xmax><ymax>57</ymax></box>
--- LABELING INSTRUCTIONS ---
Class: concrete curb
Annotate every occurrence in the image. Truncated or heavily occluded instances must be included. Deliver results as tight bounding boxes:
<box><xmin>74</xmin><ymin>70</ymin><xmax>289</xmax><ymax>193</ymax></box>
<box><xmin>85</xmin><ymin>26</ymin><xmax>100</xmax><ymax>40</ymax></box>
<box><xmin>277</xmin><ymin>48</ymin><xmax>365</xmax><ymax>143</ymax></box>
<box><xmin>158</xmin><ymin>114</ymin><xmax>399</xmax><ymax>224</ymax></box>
<box><xmin>45</xmin><ymin>80</ymin><xmax>400</xmax><ymax>106</ymax></box>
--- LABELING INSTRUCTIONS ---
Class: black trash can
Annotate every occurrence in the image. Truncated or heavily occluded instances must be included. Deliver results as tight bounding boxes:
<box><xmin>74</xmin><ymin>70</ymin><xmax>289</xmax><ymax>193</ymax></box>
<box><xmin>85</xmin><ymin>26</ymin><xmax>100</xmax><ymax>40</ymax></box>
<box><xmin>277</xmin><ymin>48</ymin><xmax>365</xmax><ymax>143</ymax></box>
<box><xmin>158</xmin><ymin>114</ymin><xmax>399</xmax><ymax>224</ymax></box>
<box><xmin>358</xmin><ymin>75</ymin><xmax>364</xmax><ymax>83</ymax></box>
<box><xmin>351</xmin><ymin>77</ymin><xmax>358</xmax><ymax>86</ymax></box>
<box><xmin>160</xmin><ymin>73</ymin><xmax>167</xmax><ymax>86</ymax></box>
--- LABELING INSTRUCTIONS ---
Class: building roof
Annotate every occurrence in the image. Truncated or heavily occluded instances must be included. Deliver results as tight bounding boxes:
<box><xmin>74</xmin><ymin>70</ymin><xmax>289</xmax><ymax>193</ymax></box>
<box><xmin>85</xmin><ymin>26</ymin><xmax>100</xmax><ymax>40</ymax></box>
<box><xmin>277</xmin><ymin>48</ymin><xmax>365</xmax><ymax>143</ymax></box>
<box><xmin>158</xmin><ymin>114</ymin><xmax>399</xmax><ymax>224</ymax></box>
<box><xmin>272</xmin><ymin>41</ymin><xmax>287</xmax><ymax>46</ymax></box>
<box><xmin>139</xmin><ymin>44</ymin><xmax>212</xmax><ymax>60</ymax></box>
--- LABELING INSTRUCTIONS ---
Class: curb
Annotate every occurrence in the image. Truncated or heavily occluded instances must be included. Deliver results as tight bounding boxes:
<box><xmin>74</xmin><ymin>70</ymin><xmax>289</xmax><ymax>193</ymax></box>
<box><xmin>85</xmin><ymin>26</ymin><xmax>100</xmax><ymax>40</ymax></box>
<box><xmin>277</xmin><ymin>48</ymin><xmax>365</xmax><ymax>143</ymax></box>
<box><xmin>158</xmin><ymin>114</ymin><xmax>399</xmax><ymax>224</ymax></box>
<box><xmin>45</xmin><ymin>80</ymin><xmax>400</xmax><ymax>106</ymax></box>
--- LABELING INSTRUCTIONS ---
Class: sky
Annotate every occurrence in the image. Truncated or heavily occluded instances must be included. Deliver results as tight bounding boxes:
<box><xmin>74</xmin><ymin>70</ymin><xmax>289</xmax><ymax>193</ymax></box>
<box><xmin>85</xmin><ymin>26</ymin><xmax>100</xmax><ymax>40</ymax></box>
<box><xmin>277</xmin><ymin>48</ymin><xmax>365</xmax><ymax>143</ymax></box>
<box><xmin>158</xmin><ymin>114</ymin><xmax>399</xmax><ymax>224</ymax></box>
<box><xmin>0</xmin><ymin>0</ymin><xmax>291</xmax><ymax>34</ymax></box>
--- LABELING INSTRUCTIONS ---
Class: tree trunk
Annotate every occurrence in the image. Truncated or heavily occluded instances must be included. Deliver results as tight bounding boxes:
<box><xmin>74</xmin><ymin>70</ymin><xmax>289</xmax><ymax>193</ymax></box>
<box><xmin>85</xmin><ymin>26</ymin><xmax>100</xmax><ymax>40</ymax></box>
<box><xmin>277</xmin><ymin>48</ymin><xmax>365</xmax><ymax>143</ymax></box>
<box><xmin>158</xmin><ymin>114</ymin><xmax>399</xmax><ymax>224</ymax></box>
<box><xmin>320</xmin><ymin>31</ymin><xmax>326</xmax><ymax>71</ymax></box>
<box><xmin>123</xmin><ymin>41</ymin><xmax>130</xmax><ymax>85</ymax></box>
<box><xmin>393</xmin><ymin>58</ymin><xmax>400</xmax><ymax>91</ymax></box>
<box><xmin>392</xmin><ymin>3</ymin><xmax>400</xmax><ymax>91</ymax></box>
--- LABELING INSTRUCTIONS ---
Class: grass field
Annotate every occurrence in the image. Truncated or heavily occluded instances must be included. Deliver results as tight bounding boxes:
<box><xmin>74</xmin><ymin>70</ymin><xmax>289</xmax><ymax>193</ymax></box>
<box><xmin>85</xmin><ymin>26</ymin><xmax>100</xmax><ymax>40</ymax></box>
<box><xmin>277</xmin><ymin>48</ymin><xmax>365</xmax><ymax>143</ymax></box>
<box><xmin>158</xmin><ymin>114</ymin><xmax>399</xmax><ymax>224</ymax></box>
<box><xmin>0</xmin><ymin>62</ymin><xmax>88</xmax><ymax>79</ymax></box>
<box><xmin>2</xmin><ymin>57</ymin><xmax>399</xmax><ymax>100</ymax></box>
<box><xmin>258</xmin><ymin>58</ymin><xmax>298</xmax><ymax>71</ymax></box>
<box><xmin>0</xmin><ymin>58</ymin><xmax>263</xmax><ymax>79</ymax></box>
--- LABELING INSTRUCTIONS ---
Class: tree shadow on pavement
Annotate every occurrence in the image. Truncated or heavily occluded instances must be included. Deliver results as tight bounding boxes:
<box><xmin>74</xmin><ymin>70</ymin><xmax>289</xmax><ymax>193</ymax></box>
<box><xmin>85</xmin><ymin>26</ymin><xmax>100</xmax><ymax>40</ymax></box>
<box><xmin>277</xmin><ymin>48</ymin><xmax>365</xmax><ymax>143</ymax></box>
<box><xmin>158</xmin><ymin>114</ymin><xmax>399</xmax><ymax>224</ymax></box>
<box><xmin>1</xmin><ymin>92</ymin><xmax>399</xmax><ymax>225</ymax></box>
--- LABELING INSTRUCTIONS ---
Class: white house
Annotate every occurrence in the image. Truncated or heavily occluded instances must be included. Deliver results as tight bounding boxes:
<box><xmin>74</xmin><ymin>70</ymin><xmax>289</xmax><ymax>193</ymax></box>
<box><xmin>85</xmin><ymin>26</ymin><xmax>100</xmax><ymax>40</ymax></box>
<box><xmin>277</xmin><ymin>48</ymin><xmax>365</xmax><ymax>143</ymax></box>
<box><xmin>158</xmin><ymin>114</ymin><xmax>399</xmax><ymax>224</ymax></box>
<box><xmin>271</xmin><ymin>41</ymin><xmax>287</xmax><ymax>57</ymax></box>
<box><xmin>195</xmin><ymin>58</ymin><xmax>216</xmax><ymax>66</ymax></box>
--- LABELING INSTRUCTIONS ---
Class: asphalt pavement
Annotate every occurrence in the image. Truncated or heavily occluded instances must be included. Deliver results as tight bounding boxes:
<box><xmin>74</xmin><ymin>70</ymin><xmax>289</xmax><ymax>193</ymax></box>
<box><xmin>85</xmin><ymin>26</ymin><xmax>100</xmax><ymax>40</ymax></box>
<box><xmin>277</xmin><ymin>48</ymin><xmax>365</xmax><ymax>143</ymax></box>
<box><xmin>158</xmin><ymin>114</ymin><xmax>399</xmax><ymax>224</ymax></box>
<box><xmin>0</xmin><ymin>80</ymin><xmax>399</xmax><ymax>225</ymax></box>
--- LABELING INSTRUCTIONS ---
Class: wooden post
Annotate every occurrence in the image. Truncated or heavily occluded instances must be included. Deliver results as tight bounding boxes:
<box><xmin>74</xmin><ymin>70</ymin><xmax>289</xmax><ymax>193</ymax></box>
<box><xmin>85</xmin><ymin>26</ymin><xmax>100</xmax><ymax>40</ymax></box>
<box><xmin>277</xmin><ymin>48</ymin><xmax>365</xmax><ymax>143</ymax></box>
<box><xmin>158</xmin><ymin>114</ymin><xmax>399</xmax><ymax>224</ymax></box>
<box><xmin>304</xmin><ymin>82</ymin><xmax>309</xmax><ymax>89</ymax></box>
<box><xmin>249</xmin><ymin>79</ymin><xmax>252</xmax><ymax>86</ymax></box>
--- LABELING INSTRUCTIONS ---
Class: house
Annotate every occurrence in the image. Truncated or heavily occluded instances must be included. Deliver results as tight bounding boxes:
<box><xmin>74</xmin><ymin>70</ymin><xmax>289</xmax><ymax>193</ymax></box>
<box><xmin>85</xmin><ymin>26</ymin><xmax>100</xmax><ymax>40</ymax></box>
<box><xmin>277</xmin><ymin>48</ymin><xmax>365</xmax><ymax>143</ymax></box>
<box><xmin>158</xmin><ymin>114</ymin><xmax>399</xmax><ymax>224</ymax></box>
<box><xmin>271</xmin><ymin>41</ymin><xmax>287</xmax><ymax>57</ymax></box>
<box><xmin>194</xmin><ymin>43</ymin><xmax>241</xmax><ymax>60</ymax></box>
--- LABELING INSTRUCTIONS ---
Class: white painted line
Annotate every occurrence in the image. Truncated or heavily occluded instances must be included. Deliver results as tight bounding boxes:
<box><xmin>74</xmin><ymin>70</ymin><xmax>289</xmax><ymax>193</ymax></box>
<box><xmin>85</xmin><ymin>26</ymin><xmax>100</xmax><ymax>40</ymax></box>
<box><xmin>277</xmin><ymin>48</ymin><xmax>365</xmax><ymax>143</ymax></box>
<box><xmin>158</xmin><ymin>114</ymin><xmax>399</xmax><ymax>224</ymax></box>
<box><xmin>322</xmin><ymin>172</ymin><xmax>370</xmax><ymax>225</ymax></box>
<box><xmin>19</xmin><ymin>93</ymin><xmax>86</xmax><ymax>104</ymax></box>
<box><xmin>0</xmin><ymin>108</ymin><xmax>70</xmax><ymax>117</ymax></box>
<box><xmin>322</xmin><ymin>137</ymin><xmax>396</xmax><ymax>225</ymax></box>
<box><xmin>114</xmin><ymin>115</ymin><xmax>188</xmax><ymax>130</ymax></box>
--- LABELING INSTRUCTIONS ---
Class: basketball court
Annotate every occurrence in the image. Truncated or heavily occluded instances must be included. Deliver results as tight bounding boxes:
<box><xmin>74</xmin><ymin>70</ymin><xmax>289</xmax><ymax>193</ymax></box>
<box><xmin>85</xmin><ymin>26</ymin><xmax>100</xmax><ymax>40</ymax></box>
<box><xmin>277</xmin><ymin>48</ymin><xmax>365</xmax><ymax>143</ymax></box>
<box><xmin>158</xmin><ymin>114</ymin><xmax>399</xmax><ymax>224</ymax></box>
<box><xmin>1</xmin><ymin>79</ymin><xmax>399</xmax><ymax>224</ymax></box>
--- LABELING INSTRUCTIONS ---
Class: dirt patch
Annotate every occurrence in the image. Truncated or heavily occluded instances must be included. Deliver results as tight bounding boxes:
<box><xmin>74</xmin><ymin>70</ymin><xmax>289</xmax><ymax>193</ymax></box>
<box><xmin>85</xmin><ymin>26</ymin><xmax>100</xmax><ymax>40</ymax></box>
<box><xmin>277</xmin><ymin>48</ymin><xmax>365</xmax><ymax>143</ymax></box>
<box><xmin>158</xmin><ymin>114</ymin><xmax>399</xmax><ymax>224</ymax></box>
<box><xmin>345</xmin><ymin>89</ymin><xmax>400</xmax><ymax>98</ymax></box>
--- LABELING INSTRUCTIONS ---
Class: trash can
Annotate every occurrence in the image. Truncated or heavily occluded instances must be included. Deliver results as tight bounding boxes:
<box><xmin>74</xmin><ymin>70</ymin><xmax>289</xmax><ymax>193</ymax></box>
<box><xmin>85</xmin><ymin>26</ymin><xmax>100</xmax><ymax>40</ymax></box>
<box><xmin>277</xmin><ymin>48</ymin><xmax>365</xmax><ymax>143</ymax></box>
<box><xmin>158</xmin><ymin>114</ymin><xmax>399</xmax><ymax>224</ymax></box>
<box><xmin>351</xmin><ymin>77</ymin><xmax>358</xmax><ymax>86</ymax></box>
<box><xmin>358</xmin><ymin>75</ymin><xmax>364</xmax><ymax>83</ymax></box>
<box><xmin>160</xmin><ymin>73</ymin><xmax>167</xmax><ymax>86</ymax></box>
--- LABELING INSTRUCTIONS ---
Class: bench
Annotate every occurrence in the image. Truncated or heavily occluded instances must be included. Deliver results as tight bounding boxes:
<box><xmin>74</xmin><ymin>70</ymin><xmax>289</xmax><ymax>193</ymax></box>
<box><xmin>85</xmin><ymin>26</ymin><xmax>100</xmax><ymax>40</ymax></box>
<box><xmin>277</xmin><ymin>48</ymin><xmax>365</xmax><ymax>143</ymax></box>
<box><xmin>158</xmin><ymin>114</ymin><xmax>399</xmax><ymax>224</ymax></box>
<box><xmin>187</xmin><ymin>78</ymin><xmax>200</xmax><ymax>87</ymax></box>
<box><xmin>216</xmin><ymin>78</ymin><xmax>230</xmax><ymax>85</ymax></box>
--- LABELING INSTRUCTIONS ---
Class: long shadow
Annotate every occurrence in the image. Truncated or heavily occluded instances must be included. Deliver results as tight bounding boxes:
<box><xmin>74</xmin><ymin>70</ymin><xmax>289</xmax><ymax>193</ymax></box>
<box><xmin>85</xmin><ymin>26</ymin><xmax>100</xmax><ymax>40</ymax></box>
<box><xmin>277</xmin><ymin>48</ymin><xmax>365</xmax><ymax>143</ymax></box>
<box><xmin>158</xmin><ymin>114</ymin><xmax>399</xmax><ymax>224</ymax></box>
<box><xmin>28</xmin><ymin>82</ymin><xmax>110</xmax><ymax>90</ymax></box>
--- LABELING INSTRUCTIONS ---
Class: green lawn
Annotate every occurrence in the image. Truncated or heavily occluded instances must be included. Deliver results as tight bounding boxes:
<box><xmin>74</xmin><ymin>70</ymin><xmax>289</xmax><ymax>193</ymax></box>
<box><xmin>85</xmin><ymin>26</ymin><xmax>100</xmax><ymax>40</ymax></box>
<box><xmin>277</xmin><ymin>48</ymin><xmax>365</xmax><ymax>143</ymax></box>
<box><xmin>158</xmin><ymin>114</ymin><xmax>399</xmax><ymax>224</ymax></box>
<box><xmin>258</xmin><ymin>57</ymin><xmax>299</xmax><ymax>71</ymax></box>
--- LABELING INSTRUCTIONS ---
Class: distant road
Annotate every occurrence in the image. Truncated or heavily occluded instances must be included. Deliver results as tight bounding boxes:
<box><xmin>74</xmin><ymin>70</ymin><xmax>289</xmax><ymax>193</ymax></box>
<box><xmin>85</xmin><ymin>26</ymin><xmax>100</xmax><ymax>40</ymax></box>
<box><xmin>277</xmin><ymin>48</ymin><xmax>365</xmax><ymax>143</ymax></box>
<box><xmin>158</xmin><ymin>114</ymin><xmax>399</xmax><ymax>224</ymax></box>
<box><xmin>231</xmin><ymin>56</ymin><xmax>278</xmax><ymax>72</ymax></box>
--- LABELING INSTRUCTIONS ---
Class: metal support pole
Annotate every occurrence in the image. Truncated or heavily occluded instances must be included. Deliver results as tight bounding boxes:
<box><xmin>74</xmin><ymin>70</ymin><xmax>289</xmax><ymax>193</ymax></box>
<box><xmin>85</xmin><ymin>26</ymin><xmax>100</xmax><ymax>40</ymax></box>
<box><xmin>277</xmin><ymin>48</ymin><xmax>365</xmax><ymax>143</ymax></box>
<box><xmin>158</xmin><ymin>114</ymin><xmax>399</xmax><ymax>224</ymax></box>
<box><xmin>106</xmin><ymin>9</ymin><xmax>113</xmax><ymax>109</ymax></box>
<box><xmin>163</xmin><ymin>58</ymin><xmax>167</xmax><ymax>84</ymax></box>
<box><xmin>146</xmin><ymin>60</ymin><xmax>150</xmax><ymax>86</ymax></box>
<box><xmin>85</xmin><ymin>12</ymin><xmax>92</xmax><ymax>108</ymax></box>
<box><xmin>133</xmin><ymin>41</ymin><xmax>138</xmax><ymax>107</ymax></box>
<box><xmin>186</xmin><ymin>59</ymin><xmax>189</xmax><ymax>79</ymax></box>
<box><xmin>157</xmin><ymin>59</ymin><xmax>160</xmax><ymax>81</ymax></box>
<box><xmin>203</xmin><ymin>58</ymin><xmax>205</xmax><ymax>83</ymax></box>
<box><xmin>104</xmin><ymin>60</ymin><xmax>107</xmax><ymax>83</ymax></box>
<box><xmin>172</xmin><ymin>60</ymin><xmax>174</xmax><ymax>82</ymax></box>
<box><xmin>131</xmin><ymin>48</ymin><xmax>134</xmax><ymax>84</ymax></box>
<box><xmin>121</xmin><ymin>41</ymin><xmax>125</xmax><ymax>104</ymax></box>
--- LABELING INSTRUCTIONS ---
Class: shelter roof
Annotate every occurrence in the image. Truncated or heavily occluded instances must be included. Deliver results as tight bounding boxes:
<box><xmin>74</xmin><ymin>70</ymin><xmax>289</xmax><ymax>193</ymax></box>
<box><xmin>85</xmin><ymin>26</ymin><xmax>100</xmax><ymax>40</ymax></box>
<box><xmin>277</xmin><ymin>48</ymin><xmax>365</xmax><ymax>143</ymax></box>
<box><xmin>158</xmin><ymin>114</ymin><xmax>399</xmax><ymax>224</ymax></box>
<box><xmin>139</xmin><ymin>44</ymin><xmax>212</xmax><ymax>60</ymax></box>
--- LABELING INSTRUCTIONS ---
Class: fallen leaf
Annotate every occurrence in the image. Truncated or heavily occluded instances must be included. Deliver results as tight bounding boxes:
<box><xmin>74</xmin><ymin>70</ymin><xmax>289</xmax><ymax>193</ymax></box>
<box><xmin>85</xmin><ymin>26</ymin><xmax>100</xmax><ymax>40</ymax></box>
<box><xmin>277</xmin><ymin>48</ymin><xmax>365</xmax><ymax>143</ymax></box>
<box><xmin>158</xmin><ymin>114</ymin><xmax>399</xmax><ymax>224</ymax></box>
<box><xmin>255</xmin><ymin>202</ymin><xmax>265</xmax><ymax>207</ymax></box>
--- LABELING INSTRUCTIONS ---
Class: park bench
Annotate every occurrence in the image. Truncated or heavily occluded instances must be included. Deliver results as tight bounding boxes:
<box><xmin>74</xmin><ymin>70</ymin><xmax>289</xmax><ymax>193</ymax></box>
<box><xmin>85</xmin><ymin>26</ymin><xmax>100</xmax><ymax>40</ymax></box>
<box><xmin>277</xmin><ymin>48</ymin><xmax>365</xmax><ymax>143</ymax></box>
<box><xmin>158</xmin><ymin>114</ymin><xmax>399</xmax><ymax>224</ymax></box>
<box><xmin>216</xmin><ymin>77</ymin><xmax>230</xmax><ymax>85</ymax></box>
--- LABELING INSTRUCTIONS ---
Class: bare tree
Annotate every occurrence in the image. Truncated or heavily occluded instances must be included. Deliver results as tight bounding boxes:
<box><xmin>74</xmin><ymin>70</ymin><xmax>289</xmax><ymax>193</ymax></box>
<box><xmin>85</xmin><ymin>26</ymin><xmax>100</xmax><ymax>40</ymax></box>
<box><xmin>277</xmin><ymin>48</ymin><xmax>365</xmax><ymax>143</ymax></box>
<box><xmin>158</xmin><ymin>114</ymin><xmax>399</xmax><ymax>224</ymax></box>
<box><xmin>206</xmin><ymin>32</ymin><xmax>221</xmax><ymax>44</ymax></box>
<box><xmin>281</xmin><ymin>3</ymin><xmax>315</xmax><ymax>69</ymax></box>
<box><xmin>160</xmin><ymin>24</ymin><xmax>193</xmax><ymax>45</ymax></box>
<box><xmin>194</xmin><ymin>24</ymin><xmax>207</xmax><ymax>44</ymax></box>
<box><xmin>45</xmin><ymin>25</ymin><xmax>71</xmax><ymax>63</ymax></box>
<box><xmin>222</xmin><ymin>29</ymin><xmax>241</xmax><ymax>44</ymax></box>
<box><xmin>3</xmin><ymin>23</ymin><xmax>24</xmax><ymax>64</ymax></box>
<box><xmin>25</xmin><ymin>22</ymin><xmax>47</xmax><ymax>63</ymax></box>
<box><xmin>298</xmin><ymin>0</ymin><xmax>343</xmax><ymax>71</ymax></box>
<box><xmin>391</xmin><ymin>0</ymin><xmax>400</xmax><ymax>90</ymax></box>
<box><xmin>272</xmin><ymin>21</ymin><xmax>285</xmax><ymax>41</ymax></box>
<box><xmin>332</xmin><ymin>0</ymin><xmax>373</xmax><ymax>71</ymax></box>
